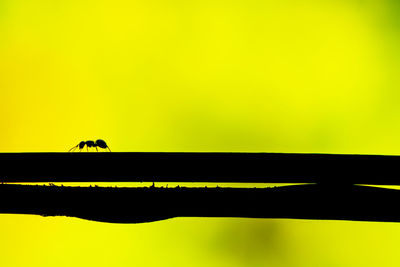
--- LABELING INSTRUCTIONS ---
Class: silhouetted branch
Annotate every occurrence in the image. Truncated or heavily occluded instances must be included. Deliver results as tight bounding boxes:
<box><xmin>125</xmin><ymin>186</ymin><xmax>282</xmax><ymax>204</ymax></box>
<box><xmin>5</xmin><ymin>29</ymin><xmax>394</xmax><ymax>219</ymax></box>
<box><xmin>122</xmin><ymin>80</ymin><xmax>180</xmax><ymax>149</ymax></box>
<box><xmin>0</xmin><ymin>184</ymin><xmax>399</xmax><ymax>223</ymax></box>
<box><xmin>0</xmin><ymin>152</ymin><xmax>399</xmax><ymax>184</ymax></box>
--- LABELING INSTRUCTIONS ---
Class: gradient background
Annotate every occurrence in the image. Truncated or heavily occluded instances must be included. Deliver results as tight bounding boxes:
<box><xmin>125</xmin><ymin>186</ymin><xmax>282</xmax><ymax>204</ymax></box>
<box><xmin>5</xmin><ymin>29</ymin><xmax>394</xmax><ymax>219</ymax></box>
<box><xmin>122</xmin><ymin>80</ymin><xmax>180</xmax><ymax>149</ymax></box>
<box><xmin>1</xmin><ymin>0</ymin><xmax>400</xmax><ymax>266</ymax></box>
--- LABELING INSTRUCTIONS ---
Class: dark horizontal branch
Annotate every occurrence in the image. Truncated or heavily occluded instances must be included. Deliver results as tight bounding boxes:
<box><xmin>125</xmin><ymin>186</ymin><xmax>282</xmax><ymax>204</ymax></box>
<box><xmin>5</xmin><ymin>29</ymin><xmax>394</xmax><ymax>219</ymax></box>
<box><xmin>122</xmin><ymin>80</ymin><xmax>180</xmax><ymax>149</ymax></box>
<box><xmin>0</xmin><ymin>152</ymin><xmax>400</xmax><ymax>184</ymax></box>
<box><xmin>0</xmin><ymin>184</ymin><xmax>398</xmax><ymax>223</ymax></box>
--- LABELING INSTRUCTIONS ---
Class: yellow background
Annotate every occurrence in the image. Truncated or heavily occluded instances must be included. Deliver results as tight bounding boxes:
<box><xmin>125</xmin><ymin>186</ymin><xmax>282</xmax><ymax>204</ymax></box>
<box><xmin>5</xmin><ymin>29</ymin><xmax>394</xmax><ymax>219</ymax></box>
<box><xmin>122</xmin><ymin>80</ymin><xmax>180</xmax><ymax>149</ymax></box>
<box><xmin>1</xmin><ymin>0</ymin><xmax>400</xmax><ymax>266</ymax></box>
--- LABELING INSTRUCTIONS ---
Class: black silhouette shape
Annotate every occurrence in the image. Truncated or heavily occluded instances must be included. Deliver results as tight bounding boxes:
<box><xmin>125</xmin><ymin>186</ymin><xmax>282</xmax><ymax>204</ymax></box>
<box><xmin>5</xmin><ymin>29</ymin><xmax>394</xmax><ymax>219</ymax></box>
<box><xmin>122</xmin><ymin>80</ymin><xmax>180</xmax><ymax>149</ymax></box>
<box><xmin>69</xmin><ymin>139</ymin><xmax>111</xmax><ymax>152</ymax></box>
<box><xmin>0</xmin><ymin>183</ymin><xmax>398</xmax><ymax>224</ymax></box>
<box><xmin>0</xmin><ymin>152</ymin><xmax>399</xmax><ymax>184</ymax></box>
<box><xmin>0</xmin><ymin>152</ymin><xmax>399</xmax><ymax>224</ymax></box>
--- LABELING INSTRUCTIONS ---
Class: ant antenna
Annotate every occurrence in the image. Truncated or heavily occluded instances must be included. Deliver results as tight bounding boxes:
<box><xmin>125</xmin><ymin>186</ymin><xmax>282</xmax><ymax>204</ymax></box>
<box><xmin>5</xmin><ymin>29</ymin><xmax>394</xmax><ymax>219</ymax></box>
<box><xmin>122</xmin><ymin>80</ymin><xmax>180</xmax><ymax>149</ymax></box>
<box><xmin>68</xmin><ymin>145</ymin><xmax>78</xmax><ymax>152</ymax></box>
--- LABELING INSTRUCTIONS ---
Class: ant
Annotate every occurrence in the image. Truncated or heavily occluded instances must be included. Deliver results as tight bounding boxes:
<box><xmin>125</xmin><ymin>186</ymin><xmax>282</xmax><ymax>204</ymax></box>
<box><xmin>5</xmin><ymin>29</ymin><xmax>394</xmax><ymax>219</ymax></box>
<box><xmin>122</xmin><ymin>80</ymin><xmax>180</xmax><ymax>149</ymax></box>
<box><xmin>69</xmin><ymin>139</ymin><xmax>111</xmax><ymax>152</ymax></box>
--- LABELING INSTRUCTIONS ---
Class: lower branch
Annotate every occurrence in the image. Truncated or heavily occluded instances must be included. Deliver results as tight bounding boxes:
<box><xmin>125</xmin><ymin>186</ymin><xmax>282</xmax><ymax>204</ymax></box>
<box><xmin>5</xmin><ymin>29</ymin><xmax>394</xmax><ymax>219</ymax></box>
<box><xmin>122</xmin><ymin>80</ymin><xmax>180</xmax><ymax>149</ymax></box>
<box><xmin>0</xmin><ymin>184</ymin><xmax>397</xmax><ymax>223</ymax></box>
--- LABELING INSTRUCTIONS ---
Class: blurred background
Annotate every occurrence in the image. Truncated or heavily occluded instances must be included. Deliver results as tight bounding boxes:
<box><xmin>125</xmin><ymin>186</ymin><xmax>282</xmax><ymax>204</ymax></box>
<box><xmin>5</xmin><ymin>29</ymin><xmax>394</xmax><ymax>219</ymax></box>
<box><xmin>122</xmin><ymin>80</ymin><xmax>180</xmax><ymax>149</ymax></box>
<box><xmin>1</xmin><ymin>0</ymin><xmax>400</xmax><ymax>266</ymax></box>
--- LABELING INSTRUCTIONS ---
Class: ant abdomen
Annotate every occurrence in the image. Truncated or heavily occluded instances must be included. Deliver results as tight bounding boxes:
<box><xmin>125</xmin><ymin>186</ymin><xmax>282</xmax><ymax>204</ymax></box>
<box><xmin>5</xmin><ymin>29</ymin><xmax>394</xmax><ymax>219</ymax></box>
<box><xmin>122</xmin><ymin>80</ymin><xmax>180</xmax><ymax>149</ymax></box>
<box><xmin>96</xmin><ymin>139</ymin><xmax>108</xmax><ymax>149</ymax></box>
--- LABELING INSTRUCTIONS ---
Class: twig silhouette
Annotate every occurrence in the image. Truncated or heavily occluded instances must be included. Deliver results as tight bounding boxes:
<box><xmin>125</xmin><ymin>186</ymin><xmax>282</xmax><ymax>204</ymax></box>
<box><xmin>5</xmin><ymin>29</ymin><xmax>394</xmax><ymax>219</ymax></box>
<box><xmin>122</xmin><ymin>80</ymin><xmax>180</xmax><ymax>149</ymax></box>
<box><xmin>0</xmin><ymin>183</ymin><xmax>398</xmax><ymax>223</ymax></box>
<box><xmin>0</xmin><ymin>152</ymin><xmax>399</xmax><ymax>184</ymax></box>
<box><xmin>1</xmin><ymin>152</ymin><xmax>399</xmax><ymax>223</ymax></box>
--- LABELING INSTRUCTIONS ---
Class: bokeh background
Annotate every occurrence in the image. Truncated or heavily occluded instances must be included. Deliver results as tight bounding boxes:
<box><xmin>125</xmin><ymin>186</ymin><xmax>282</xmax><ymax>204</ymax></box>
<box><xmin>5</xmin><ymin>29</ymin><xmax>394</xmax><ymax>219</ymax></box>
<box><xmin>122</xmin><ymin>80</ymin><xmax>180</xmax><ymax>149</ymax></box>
<box><xmin>1</xmin><ymin>0</ymin><xmax>400</xmax><ymax>266</ymax></box>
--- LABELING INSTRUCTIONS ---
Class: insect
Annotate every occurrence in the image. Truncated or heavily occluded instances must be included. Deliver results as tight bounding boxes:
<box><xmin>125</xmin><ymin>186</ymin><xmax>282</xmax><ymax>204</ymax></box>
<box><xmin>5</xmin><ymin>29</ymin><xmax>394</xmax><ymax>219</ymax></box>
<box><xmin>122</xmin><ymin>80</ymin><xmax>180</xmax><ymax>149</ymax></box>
<box><xmin>69</xmin><ymin>139</ymin><xmax>111</xmax><ymax>152</ymax></box>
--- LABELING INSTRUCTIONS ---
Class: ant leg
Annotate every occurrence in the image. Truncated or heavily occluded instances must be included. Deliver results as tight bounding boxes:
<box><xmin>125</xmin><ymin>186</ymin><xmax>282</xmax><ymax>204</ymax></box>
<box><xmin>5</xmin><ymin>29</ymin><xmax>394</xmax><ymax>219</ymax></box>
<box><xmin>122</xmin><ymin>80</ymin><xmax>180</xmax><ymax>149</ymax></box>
<box><xmin>95</xmin><ymin>147</ymin><xmax>98</xmax><ymax>152</ymax></box>
<box><xmin>107</xmin><ymin>147</ymin><xmax>111</xmax><ymax>152</ymax></box>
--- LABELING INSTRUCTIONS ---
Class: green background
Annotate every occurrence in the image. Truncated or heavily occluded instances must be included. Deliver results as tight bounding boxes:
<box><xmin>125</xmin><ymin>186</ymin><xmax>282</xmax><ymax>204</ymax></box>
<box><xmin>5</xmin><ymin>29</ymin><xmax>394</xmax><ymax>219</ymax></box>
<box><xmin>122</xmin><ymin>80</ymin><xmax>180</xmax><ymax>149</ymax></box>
<box><xmin>1</xmin><ymin>0</ymin><xmax>400</xmax><ymax>266</ymax></box>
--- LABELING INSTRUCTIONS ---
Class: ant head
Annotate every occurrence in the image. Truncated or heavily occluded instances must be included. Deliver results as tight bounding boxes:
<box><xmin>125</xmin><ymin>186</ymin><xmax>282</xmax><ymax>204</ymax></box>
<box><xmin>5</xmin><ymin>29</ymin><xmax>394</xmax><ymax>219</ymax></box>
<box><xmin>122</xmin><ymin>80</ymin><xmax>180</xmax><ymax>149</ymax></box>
<box><xmin>79</xmin><ymin>141</ymin><xmax>86</xmax><ymax>149</ymax></box>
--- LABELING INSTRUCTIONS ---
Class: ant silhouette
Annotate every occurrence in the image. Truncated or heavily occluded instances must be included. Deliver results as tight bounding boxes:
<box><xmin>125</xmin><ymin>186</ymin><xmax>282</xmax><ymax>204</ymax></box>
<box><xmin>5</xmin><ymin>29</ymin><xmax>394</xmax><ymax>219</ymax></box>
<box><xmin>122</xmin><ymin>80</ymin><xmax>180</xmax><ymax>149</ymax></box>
<box><xmin>69</xmin><ymin>139</ymin><xmax>111</xmax><ymax>152</ymax></box>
